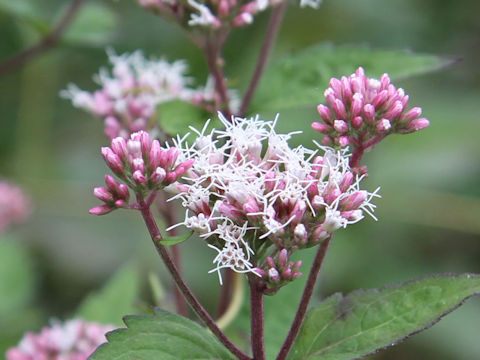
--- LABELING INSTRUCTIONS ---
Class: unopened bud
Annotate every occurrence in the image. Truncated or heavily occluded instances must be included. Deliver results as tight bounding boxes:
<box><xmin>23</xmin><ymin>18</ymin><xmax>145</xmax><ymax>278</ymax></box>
<box><xmin>376</xmin><ymin>118</ymin><xmax>391</xmax><ymax>133</ymax></box>
<box><xmin>312</xmin><ymin>122</ymin><xmax>331</xmax><ymax>134</ymax></box>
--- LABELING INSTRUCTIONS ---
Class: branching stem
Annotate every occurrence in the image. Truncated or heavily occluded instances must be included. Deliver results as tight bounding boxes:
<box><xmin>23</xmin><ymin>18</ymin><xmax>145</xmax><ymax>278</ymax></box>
<box><xmin>276</xmin><ymin>236</ymin><xmax>332</xmax><ymax>360</ymax></box>
<box><xmin>137</xmin><ymin>194</ymin><xmax>250</xmax><ymax>360</ymax></box>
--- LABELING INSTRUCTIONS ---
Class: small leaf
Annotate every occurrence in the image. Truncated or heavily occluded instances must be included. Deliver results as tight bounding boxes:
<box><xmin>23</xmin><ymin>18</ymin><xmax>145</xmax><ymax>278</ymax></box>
<box><xmin>157</xmin><ymin>100</ymin><xmax>212</xmax><ymax>137</ymax></box>
<box><xmin>251</xmin><ymin>43</ymin><xmax>456</xmax><ymax>112</ymax></box>
<box><xmin>160</xmin><ymin>231</ymin><xmax>194</xmax><ymax>246</ymax></box>
<box><xmin>288</xmin><ymin>273</ymin><xmax>480</xmax><ymax>360</ymax></box>
<box><xmin>62</xmin><ymin>2</ymin><xmax>117</xmax><ymax>46</ymax></box>
<box><xmin>0</xmin><ymin>239</ymin><xmax>35</xmax><ymax>314</ymax></box>
<box><xmin>76</xmin><ymin>264</ymin><xmax>140</xmax><ymax>326</ymax></box>
<box><xmin>89</xmin><ymin>308</ymin><xmax>234</xmax><ymax>360</ymax></box>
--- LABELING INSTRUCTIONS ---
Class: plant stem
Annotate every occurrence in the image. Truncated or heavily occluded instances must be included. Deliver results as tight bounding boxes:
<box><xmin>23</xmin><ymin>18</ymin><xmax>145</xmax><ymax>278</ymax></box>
<box><xmin>217</xmin><ymin>268</ymin><xmax>235</xmax><ymax>317</ymax></box>
<box><xmin>239</xmin><ymin>0</ymin><xmax>288</xmax><ymax>116</ymax></box>
<box><xmin>349</xmin><ymin>145</ymin><xmax>365</xmax><ymax>169</ymax></box>
<box><xmin>0</xmin><ymin>0</ymin><xmax>86</xmax><ymax>77</ymax></box>
<box><xmin>276</xmin><ymin>236</ymin><xmax>332</xmax><ymax>360</ymax></box>
<box><xmin>156</xmin><ymin>193</ymin><xmax>188</xmax><ymax>316</ymax></box>
<box><xmin>249</xmin><ymin>278</ymin><xmax>266</xmax><ymax>360</ymax></box>
<box><xmin>204</xmin><ymin>32</ymin><xmax>232</xmax><ymax>117</ymax></box>
<box><xmin>137</xmin><ymin>195</ymin><xmax>251</xmax><ymax>360</ymax></box>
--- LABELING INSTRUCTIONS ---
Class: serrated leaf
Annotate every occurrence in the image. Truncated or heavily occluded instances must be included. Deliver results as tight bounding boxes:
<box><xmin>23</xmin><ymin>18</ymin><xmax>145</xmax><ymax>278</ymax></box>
<box><xmin>160</xmin><ymin>231</ymin><xmax>194</xmax><ymax>246</ymax></box>
<box><xmin>288</xmin><ymin>273</ymin><xmax>480</xmax><ymax>360</ymax></box>
<box><xmin>76</xmin><ymin>264</ymin><xmax>140</xmax><ymax>326</ymax></box>
<box><xmin>0</xmin><ymin>239</ymin><xmax>35</xmax><ymax>314</ymax></box>
<box><xmin>251</xmin><ymin>43</ymin><xmax>455</xmax><ymax>112</ymax></box>
<box><xmin>89</xmin><ymin>308</ymin><xmax>234</xmax><ymax>360</ymax></box>
<box><xmin>62</xmin><ymin>2</ymin><xmax>117</xmax><ymax>46</ymax></box>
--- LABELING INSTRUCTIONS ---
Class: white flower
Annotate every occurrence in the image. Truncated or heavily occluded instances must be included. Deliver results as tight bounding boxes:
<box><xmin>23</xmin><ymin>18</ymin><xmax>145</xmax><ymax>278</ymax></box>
<box><xmin>188</xmin><ymin>0</ymin><xmax>219</xmax><ymax>27</ymax></box>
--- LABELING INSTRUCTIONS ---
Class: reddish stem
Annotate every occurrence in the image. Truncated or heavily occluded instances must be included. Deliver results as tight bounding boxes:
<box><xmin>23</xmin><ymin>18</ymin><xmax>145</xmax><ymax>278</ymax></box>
<box><xmin>217</xmin><ymin>268</ymin><xmax>235</xmax><ymax>317</ymax></box>
<box><xmin>249</xmin><ymin>278</ymin><xmax>266</xmax><ymax>360</ymax></box>
<box><xmin>204</xmin><ymin>33</ymin><xmax>232</xmax><ymax>118</ymax></box>
<box><xmin>0</xmin><ymin>0</ymin><xmax>86</xmax><ymax>77</ymax></box>
<box><xmin>239</xmin><ymin>0</ymin><xmax>288</xmax><ymax>116</ymax></box>
<box><xmin>137</xmin><ymin>195</ymin><xmax>250</xmax><ymax>360</ymax></box>
<box><xmin>276</xmin><ymin>236</ymin><xmax>332</xmax><ymax>360</ymax></box>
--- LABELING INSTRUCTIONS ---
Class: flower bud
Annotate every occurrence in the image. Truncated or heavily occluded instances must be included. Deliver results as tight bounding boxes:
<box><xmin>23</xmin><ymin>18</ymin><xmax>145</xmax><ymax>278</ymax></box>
<box><xmin>89</xmin><ymin>204</ymin><xmax>114</xmax><ymax>215</ymax></box>
<box><xmin>333</xmin><ymin>120</ymin><xmax>349</xmax><ymax>133</ymax></box>
<box><xmin>376</xmin><ymin>118</ymin><xmax>391</xmax><ymax>133</ymax></box>
<box><xmin>317</xmin><ymin>104</ymin><xmax>332</xmax><ymax>122</ymax></box>
<box><xmin>278</xmin><ymin>249</ymin><xmax>288</xmax><ymax>268</ymax></box>
<box><xmin>111</xmin><ymin>137</ymin><xmax>128</xmax><ymax>160</ymax></box>
<box><xmin>406</xmin><ymin>118</ymin><xmax>430</xmax><ymax>132</ymax></box>
<box><xmin>338</xmin><ymin>136</ymin><xmax>350</xmax><ymax>147</ymax></box>
<box><xmin>93</xmin><ymin>187</ymin><xmax>113</xmax><ymax>202</ymax></box>
<box><xmin>101</xmin><ymin>147</ymin><xmax>124</xmax><ymax>175</ymax></box>
<box><xmin>312</xmin><ymin>122</ymin><xmax>331</xmax><ymax>134</ymax></box>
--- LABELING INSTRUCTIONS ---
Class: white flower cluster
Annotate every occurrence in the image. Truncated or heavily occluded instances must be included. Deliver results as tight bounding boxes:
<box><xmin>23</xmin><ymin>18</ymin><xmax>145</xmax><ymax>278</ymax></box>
<box><xmin>167</xmin><ymin>113</ymin><xmax>379</xmax><ymax>283</ymax></box>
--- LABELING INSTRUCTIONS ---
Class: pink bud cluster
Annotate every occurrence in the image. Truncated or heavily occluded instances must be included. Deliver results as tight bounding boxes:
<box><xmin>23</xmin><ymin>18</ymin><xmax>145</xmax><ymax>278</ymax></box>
<box><xmin>91</xmin><ymin>131</ymin><xmax>194</xmax><ymax>215</ymax></box>
<box><xmin>89</xmin><ymin>175</ymin><xmax>130</xmax><ymax>215</ymax></box>
<box><xmin>312</xmin><ymin>67</ymin><xmax>429</xmax><ymax>156</ymax></box>
<box><xmin>168</xmin><ymin>114</ymin><xmax>378</xmax><ymax>288</ymax></box>
<box><xmin>0</xmin><ymin>180</ymin><xmax>30</xmax><ymax>234</ymax></box>
<box><xmin>6</xmin><ymin>319</ymin><xmax>114</xmax><ymax>360</ymax></box>
<box><xmin>255</xmin><ymin>249</ymin><xmax>302</xmax><ymax>293</ymax></box>
<box><xmin>61</xmin><ymin>50</ymin><xmax>231</xmax><ymax>139</ymax></box>
<box><xmin>139</xmin><ymin>0</ymin><xmax>315</xmax><ymax>30</ymax></box>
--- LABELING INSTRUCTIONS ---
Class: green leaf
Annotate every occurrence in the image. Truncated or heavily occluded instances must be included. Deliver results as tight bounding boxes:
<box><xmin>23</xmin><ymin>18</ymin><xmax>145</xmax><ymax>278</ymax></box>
<box><xmin>160</xmin><ymin>231</ymin><xmax>194</xmax><ymax>246</ymax></box>
<box><xmin>157</xmin><ymin>100</ymin><xmax>214</xmax><ymax>137</ymax></box>
<box><xmin>251</xmin><ymin>43</ymin><xmax>456</xmax><ymax>112</ymax></box>
<box><xmin>0</xmin><ymin>239</ymin><xmax>35</xmax><ymax>314</ymax></box>
<box><xmin>0</xmin><ymin>0</ymin><xmax>48</xmax><ymax>34</ymax></box>
<box><xmin>89</xmin><ymin>308</ymin><xmax>234</xmax><ymax>360</ymax></box>
<box><xmin>62</xmin><ymin>2</ymin><xmax>117</xmax><ymax>46</ymax></box>
<box><xmin>76</xmin><ymin>264</ymin><xmax>140</xmax><ymax>326</ymax></box>
<box><xmin>288</xmin><ymin>273</ymin><xmax>480</xmax><ymax>360</ymax></box>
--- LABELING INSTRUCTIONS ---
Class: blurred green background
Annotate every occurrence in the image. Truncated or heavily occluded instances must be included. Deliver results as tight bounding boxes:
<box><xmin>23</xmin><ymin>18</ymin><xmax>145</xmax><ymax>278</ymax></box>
<box><xmin>1</xmin><ymin>0</ymin><xmax>479</xmax><ymax>358</ymax></box>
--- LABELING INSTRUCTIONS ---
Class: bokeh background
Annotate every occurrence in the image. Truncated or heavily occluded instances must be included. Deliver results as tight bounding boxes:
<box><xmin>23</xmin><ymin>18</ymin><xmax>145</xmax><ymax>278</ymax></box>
<box><xmin>1</xmin><ymin>0</ymin><xmax>479</xmax><ymax>358</ymax></box>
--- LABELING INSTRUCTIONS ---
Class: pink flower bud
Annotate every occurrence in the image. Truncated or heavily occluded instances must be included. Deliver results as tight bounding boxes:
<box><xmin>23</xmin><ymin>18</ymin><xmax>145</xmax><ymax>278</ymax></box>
<box><xmin>385</xmin><ymin>100</ymin><xmax>404</xmax><ymax>120</ymax></box>
<box><xmin>266</xmin><ymin>256</ymin><xmax>276</xmax><ymax>268</ymax></box>
<box><xmin>233</xmin><ymin>12</ymin><xmax>253</xmax><ymax>27</ymax></box>
<box><xmin>149</xmin><ymin>140</ymin><xmax>162</xmax><ymax>169</ymax></box>
<box><xmin>312</xmin><ymin>226</ymin><xmax>329</xmax><ymax>243</ymax></box>
<box><xmin>323</xmin><ymin>187</ymin><xmax>341</xmax><ymax>205</ymax></box>
<box><xmin>372</xmin><ymin>90</ymin><xmax>388</xmax><ymax>108</ymax></box>
<box><xmin>338</xmin><ymin>136</ymin><xmax>350</xmax><ymax>147</ymax></box>
<box><xmin>292</xmin><ymin>260</ymin><xmax>302</xmax><ymax>273</ymax></box>
<box><xmin>254</xmin><ymin>267</ymin><xmax>267</xmax><ymax>279</ymax></box>
<box><xmin>333</xmin><ymin>120</ymin><xmax>349</xmax><ymax>133</ymax></box>
<box><xmin>401</xmin><ymin>107</ymin><xmax>422</xmax><ymax>122</ymax></box>
<box><xmin>137</xmin><ymin>131</ymin><xmax>151</xmax><ymax>155</ymax></box>
<box><xmin>278</xmin><ymin>249</ymin><xmax>288</xmax><ymax>268</ymax></box>
<box><xmin>329</xmin><ymin>78</ymin><xmax>342</xmax><ymax>97</ymax></box>
<box><xmin>321</xmin><ymin>137</ymin><xmax>332</xmax><ymax>146</ymax></box>
<box><xmin>407</xmin><ymin>118</ymin><xmax>430</xmax><ymax>132</ymax></box>
<box><xmin>340</xmin><ymin>76</ymin><xmax>353</xmax><ymax>100</ymax></box>
<box><xmin>281</xmin><ymin>268</ymin><xmax>292</xmax><ymax>280</ymax></box>
<box><xmin>101</xmin><ymin>147</ymin><xmax>124</xmax><ymax>175</ymax></box>
<box><xmin>127</xmin><ymin>140</ymin><xmax>141</xmax><ymax>156</ymax></box>
<box><xmin>93</xmin><ymin>187</ymin><xmax>113</xmax><ymax>202</ymax></box>
<box><xmin>341</xmin><ymin>209</ymin><xmax>363</xmax><ymax>221</ymax></box>
<box><xmin>380</xmin><ymin>73</ymin><xmax>390</xmax><ymax>90</ymax></box>
<box><xmin>268</xmin><ymin>268</ymin><xmax>280</xmax><ymax>282</ymax></box>
<box><xmin>131</xmin><ymin>158</ymin><xmax>145</xmax><ymax>173</ymax></box>
<box><xmin>350</xmin><ymin>76</ymin><xmax>363</xmax><ymax>93</ymax></box>
<box><xmin>104</xmin><ymin>116</ymin><xmax>121</xmax><ymax>139</ymax></box>
<box><xmin>150</xmin><ymin>167</ymin><xmax>166</xmax><ymax>186</ymax></box>
<box><xmin>324</xmin><ymin>88</ymin><xmax>336</xmax><ymax>108</ymax></box>
<box><xmin>290</xmin><ymin>200</ymin><xmax>307</xmax><ymax>224</ymax></box>
<box><xmin>340</xmin><ymin>190</ymin><xmax>367</xmax><ymax>211</ymax></box>
<box><xmin>218</xmin><ymin>0</ymin><xmax>230</xmax><ymax>16</ymax></box>
<box><xmin>164</xmin><ymin>172</ymin><xmax>178</xmax><ymax>184</ymax></box>
<box><xmin>339</xmin><ymin>171</ymin><xmax>354</xmax><ymax>192</ymax></box>
<box><xmin>133</xmin><ymin>170</ymin><xmax>147</xmax><ymax>184</ymax></box>
<box><xmin>243</xmin><ymin>197</ymin><xmax>260</xmax><ymax>214</ymax></box>
<box><xmin>363</xmin><ymin>104</ymin><xmax>376</xmax><ymax>123</ymax></box>
<box><xmin>104</xmin><ymin>174</ymin><xmax>119</xmax><ymax>192</ymax></box>
<box><xmin>111</xmin><ymin>137</ymin><xmax>128</xmax><ymax>160</ymax></box>
<box><xmin>166</xmin><ymin>147</ymin><xmax>179</xmax><ymax>169</ymax></box>
<box><xmin>352</xmin><ymin>116</ymin><xmax>363</xmax><ymax>129</ymax></box>
<box><xmin>317</xmin><ymin>104</ymin><xmax>332</xmax><ymax>122</ymax></box>
<box><xmin>333</xmin><ymin>99</ymin><xmax>347</xmax><ymax>119</ymax></box>
<box><xmin>114</xmin><ymin>199</ymin><xmax>128</xmax><ymax>208</ymax></box>
<box><xmin>117</xmin><ymin>184</ymin><xmax>129</xmax><ymax>199</ymax></box>
<box><xmin>376</xmin><ymin>118</ymin><xmax>391</xmax><ymax>133</ymax></box>
<box><xmin>175</xmin><ymin>159</ymin><xmax>195</xmax><ymax>177</ymax></box>
<box><xmin>311</xmin><ymin>122</ymin><xmax>331</xmax><ymax>134</ymax></box>
<box><xmin>89</xmin><ymin>204</ymin><xmax>114</xmax><ymax>215</ymax></box>
<box><xmin>218</xmin><ymin>201</ymin><xmax>243</xmax><ymax>221</ymax></box>
<box><xmin>351</xmin><ymin>93</ymin><xmax>364</xmax><ymax>117</ymax></box>
<box><xmin>294</xmin><ymin>224</ymin><xmax>307</xmax><ymax>243</ymax></box>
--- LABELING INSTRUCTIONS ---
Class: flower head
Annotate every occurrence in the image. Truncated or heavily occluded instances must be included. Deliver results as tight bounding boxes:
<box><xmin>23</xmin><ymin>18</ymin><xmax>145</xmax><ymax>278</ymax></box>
<box><xmin>6</xmin><ymin>319</ymin><xmax>114</xmax><ymax>360</ymax></box>
<box><xmin>312</xmin><ymin>67</ymin><xmax>429</xmax><ymax>170</ymax></box>
<box><xmin>168</xmin><ymin>113</ymin><xmax>379</xmax><ymax>287</ymax></box>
